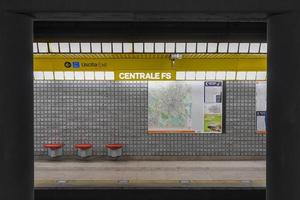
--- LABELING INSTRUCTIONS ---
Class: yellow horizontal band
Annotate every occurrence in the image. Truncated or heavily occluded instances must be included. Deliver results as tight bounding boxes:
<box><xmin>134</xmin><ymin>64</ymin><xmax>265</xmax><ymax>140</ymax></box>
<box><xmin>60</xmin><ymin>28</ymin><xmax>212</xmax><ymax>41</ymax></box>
<box><xmin>34</xmin><ymin>54</ymin><xmax>266</xmax><ymax>72</ymax></box>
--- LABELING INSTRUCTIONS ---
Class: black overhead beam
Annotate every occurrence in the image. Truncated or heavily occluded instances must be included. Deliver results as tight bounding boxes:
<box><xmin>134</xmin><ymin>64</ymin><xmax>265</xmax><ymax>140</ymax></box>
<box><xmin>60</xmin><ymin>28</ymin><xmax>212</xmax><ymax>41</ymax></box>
<box><xmin>34</xmin><ymin>21</ymin><xmax>266</xmax><ymax>42</ymax></box>
<box><xmin>5</xmin><ymin>0</ymin><xmax>296</xmax><ymax>18</ymax></box>
<box><xmin>35</xmin><ymin>188</ymin><xmax>266</xmax><ymax>200</ymax></box>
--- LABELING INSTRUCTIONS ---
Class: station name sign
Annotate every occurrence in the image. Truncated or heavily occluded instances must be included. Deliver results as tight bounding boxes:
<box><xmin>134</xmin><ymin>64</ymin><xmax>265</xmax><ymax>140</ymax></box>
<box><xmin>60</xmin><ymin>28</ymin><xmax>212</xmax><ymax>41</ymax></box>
<box><xmin>115</xmin><ymin>71</ymin><xmax>176</xmax><ymax>81</ymax></box>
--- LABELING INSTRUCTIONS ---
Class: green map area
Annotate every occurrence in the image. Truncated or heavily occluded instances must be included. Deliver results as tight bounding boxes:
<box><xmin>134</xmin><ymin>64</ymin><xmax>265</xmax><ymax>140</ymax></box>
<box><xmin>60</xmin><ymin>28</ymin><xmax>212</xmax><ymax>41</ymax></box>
<box><xmin>148</xmin><ymin>82</ymin><xmax>192</xmax><ymax>130</ymax></box>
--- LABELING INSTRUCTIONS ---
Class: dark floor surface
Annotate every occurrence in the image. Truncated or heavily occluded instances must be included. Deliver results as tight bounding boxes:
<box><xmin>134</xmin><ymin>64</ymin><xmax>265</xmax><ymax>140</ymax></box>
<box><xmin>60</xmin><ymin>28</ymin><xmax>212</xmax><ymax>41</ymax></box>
<box><xmin>35</xmin><ymin>188</ymin><xmax>266</xmax><ymax>200</ymax></box>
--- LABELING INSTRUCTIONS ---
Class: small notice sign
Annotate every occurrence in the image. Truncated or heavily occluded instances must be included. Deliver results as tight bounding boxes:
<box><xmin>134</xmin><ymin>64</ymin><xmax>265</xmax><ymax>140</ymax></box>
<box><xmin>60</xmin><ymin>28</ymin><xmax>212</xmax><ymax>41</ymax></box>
<box><xmin>256</xmin><ymin>111</ymin><xmax>266</xmax><ymax>134</ymax></box>
<box><xmin>256</xmin><ymin>81</ymin><xmax>267</xmax><ymax>134</ymax></box>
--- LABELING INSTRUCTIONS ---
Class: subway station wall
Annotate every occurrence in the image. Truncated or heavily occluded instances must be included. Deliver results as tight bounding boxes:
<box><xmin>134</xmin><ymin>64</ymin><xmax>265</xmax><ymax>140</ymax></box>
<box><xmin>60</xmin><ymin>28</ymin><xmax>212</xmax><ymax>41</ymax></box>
<box><xmin>34</xmin><ymin>81</ymin><xmax>266</xmax><ymax>158</ymax></box>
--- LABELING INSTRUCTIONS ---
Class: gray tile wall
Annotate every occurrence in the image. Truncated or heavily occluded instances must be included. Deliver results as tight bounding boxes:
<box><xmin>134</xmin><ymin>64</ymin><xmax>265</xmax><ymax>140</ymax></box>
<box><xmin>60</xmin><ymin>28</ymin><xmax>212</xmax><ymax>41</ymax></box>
<box><xmin>34</xmin><ymin>80</ymin><xmax>266</xmax><ymax>157</ymax></box>
<box><xmin>225</xmin><ymin>81</ymin><xmax>266</xmax><ymax>156</ymax></box>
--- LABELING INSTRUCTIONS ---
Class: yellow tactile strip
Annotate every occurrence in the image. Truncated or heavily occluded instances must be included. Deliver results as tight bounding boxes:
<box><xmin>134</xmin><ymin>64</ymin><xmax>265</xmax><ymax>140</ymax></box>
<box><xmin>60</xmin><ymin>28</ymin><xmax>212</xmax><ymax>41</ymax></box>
<box><xmin>35</xmin><ymin>179</ymin><xmax>266</xmax><ymax>188</ymax></box>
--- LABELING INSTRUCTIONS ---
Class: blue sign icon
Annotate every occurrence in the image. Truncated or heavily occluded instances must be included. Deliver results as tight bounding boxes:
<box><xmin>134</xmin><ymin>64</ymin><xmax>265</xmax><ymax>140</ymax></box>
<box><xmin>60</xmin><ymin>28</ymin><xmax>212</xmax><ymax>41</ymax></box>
<box><xmin>72</xmin><ymin>62</ymin><xmax>80</xmax><ymax>68</ymax></box>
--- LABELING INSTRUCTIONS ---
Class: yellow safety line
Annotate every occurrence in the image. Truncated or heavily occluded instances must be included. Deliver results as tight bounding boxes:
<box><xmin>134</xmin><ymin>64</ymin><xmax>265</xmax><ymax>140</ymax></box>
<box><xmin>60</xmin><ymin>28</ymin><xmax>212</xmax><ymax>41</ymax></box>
<box><xmin>34</xmin><ymin>179</ymin><xmax>266</xmax><ymax>188</ymax></box>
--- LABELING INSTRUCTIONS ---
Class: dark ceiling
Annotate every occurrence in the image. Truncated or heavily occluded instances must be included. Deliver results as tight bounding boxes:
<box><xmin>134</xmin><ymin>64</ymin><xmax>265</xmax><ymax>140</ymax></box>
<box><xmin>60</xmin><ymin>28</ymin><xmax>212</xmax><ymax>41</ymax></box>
<box><xmin>34</xmin><ymin>21</ymin><xmax>266</xmax><ymax>42</ymax></box>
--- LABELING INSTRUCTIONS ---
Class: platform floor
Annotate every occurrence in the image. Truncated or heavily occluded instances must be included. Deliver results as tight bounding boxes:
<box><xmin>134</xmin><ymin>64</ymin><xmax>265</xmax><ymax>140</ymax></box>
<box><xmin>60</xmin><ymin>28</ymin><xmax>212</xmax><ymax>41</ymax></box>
<box><xmin>34</xmin><ymin>160</ymin><xmax>266</xmax><ymax>188</ymax></box>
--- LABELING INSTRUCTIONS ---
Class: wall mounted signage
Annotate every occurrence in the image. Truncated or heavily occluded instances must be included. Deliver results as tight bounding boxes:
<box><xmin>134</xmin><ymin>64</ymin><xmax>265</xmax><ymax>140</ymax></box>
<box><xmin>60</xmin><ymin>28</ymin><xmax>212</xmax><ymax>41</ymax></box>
<box><xmin>64</xmin><ymin>61</ymin><xmax>108</xmax><ymax>69</ymax></box>
<box><xmin>256</xmin><ymin>81</ymin><xmax>267</xmax><ymax>134</ymax></box>
<box><xmin>203</xmin><ymin>81</ymin><xmax>223</xmax><ymax>133</ymax></box>
<box><xmin>115</xmin><ymin>71</ymin><xmax>176</xmax><ymax>81</ymax></box>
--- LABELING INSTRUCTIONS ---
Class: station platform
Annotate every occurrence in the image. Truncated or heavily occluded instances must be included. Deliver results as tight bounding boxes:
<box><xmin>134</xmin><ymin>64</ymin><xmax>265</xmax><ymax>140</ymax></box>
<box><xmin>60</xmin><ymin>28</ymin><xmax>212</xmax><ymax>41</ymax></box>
<box><xmin>34</xmin><ymin>161</ymin><xmax>266</xmax><ymax>188</ymax></box>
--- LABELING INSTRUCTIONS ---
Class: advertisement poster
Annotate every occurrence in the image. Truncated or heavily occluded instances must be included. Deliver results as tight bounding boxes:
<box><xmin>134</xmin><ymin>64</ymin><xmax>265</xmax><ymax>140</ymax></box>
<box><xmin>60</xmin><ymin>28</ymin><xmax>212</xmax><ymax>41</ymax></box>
<box><xmin>256</xmin><ymin>81</ymin><xmax>267</xmax><ymax>133</ymax></box>
<box><xmin>204</xmin><ymin>81</ymin><xmax>223</xmax><ymax>133</ymax></box>
<box><xmin>204</xmin><ymin>103</ymin><xmax>222</xmax><ymax>133</ymax></box>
